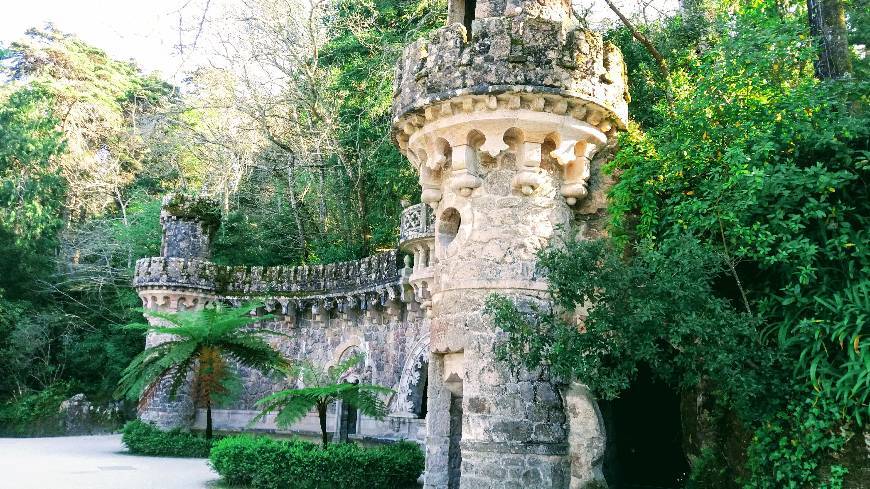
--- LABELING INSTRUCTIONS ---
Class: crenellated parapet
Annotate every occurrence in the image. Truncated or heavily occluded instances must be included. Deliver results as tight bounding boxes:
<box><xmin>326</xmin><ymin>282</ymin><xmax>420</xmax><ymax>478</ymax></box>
<box><xmin>134</xmin><ymin>250</ymin><xmax>410</xmax><ymax>321</ymax></box>
<box><xmin>393</xmin><ymin>1</ymin><xmax>628</xmax><ymax>211</ymax></box>
<box><xmin>392</xmin><ymin>12</ymin><xmax>629</xmax><ymax>130</ymax></box>
<box><xmin>135</xmin><ymin>251</ymin><xmax>401</xmax><ymax>296</ymax></box>
<box><xmin>135</xmin><ymin>196</ymin><xmax>416</xmax><ymax>323</ymax></box>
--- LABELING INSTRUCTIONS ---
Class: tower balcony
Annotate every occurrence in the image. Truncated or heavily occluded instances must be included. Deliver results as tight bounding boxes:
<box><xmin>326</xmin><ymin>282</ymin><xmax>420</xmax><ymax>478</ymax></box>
<box><xmin>399</xmin><ymin>203</ymin><xmax>436</xmax><ymax>313</ymax></box>
<box><xmin>399</xmin><ymin>202</ymin><xmax>436</xmax><ymax>246</ymax></box>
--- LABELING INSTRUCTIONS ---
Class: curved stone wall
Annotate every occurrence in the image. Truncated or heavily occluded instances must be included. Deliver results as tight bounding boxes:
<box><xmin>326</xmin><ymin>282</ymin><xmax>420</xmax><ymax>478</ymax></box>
<box><xmin>134</xmin><ymin>250</ymin><xmax>401</xmax><ymax>298</ymax></box>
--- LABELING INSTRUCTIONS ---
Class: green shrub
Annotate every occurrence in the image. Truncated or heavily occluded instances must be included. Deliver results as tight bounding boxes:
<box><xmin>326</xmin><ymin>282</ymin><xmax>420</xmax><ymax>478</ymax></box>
<box><xmin>0</xmin><ymin>384</ymin><xmax>69</xmax><ymax>436</ymax></box>
<box><xmin>210</xmin><ymin>435</ymin><xmax>424</xmax><ymax>489</ymax></box>
<box><xmin>121</xmin><ymin>420</ymin><xmax>214</xmax><ymax>457</ymax></box>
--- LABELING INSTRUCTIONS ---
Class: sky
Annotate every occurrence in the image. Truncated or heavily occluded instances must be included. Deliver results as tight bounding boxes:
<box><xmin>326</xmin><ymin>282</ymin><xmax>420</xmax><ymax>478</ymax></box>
<box><xmin>0</xmin><ymin>0</ymin><xmax>679</xmax><ymax>82</ymax></box>
<box><xmin>0</xmin><ymin>0</ymin><xmax>208</xmax><ymax>80</ymax></box>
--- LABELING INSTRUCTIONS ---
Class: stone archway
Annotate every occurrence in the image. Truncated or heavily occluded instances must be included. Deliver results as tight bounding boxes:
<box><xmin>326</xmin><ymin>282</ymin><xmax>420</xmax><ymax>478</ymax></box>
<box><xmin>333</xmin><ymin>343</ymin><xmax>365</xmax><ymax>442</ymax></box>
<box><xmin>392</xmin><ymin>332</ymin><xmax>430</xmax><ymax>417</ymax></box>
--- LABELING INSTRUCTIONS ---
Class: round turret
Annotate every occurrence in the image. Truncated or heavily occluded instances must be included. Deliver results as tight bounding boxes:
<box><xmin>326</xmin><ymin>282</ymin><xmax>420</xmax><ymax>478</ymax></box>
<box><xmin>392</xmin><ymin>1</ymin><xmax>628</xmax><ymax>209</ymax></box>
<box><xmin>393</xmin><ymin>0</ymin><xmax>628</xmax><ymax>131</ymax></box>
<box><xmin>159</xmin><ymin>193</ymin><xmax>220</xmax><ymax>260</ymax></box>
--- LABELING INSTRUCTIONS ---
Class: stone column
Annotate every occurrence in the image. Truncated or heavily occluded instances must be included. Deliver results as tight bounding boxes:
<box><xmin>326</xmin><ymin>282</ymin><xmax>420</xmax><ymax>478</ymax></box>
<box><xmin>423</xmin><ymin>117</ymin><xmax>575</xmax><ymax>488</ymax></box>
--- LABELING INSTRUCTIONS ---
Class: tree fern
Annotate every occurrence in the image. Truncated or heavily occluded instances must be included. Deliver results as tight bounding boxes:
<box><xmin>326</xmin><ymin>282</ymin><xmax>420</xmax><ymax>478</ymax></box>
<box><xmin>253</xmin><ymin>354</ymin><xmax>393</xmax><ymax>447</ymax></box>
<box><xmin>115</xmin><ymin>303</ymin><xmax>289</xmax><ymax>439</ymax></box>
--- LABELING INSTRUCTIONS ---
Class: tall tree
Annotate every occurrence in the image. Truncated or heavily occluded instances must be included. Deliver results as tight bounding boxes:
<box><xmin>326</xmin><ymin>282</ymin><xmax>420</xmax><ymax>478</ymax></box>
<box><xmin>0</xmin><ymin>86</ymin><xmax>66</xmax><ymax>298</ymax></box>
<box><xmin>807</xmin><ymin>0</ymin><xmax>852</xmax><ymax>78</ymax></box>
<box><xmin>3</xmin><ymin>26</ymin><xmax>175</xmax><ymax>221</ymax></box>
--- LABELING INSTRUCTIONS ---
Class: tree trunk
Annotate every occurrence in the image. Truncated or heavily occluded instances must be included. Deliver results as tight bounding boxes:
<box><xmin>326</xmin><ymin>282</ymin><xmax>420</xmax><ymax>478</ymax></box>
<box><xmin>356</xmin><ymin>182</ymin><xmax>370</xmax><ymax>255</ymax></box>
<box><xmin>317</xmin><ymin>401</ymin><xmax>329</xmax><ymax>448</ymax></box>
<box><xmin>603</xmin><ymin>0</ymin><xmax>673</xmax><ymax>102</ymax></box>
<box><xmin>316</xmin><ymin>165</ymin><xmax>328</xmax><ymax>233</ymax></box>
<box><xmin>206</xmin><ymin>400</ymin><xmax>213</xmax><ymax>441</ymax></box>
<box><xmin>807</xmin><ymin>0</ymin><xmax>852</xmax><ymax>79</ymax></box>
<box><xmin>286</xmin><ymin>158</ymin><xmax>307</xmax><ymax>253</ymax></box>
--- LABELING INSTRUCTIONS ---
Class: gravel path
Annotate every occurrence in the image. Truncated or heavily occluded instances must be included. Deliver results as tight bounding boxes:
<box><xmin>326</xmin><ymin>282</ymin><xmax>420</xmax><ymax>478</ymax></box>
<box><xmin>0</xmin><ymin>434</ymin><xmax>220</xmax><ymax>489</ymax></box>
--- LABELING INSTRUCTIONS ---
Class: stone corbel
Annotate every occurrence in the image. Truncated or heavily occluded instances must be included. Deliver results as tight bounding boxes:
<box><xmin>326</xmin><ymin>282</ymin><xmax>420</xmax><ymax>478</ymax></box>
<box><xmin>411</xmin><ymin>137</ymin><xmax>450</xmax><ymax>208</ymax></box>
<box><xmin>419</xmin><ymin>165</ymin><xmax>442</xmax><ymax>208</ymax></box>
<box><xmin>559</xmin><ymin>140</ymin><xmax>600</xmax><ymax>205</ymax></box>
<box><xmin>512</xmin><ymin>138</ymin><xmax>545</xmax><ymax>195</ymax></box>
<box><xmin>365</xmin><ymin>299</ymin><xmax>381</xmax><ymax>323</ymax></box>
<box><xmin>335</xmin><ymin>297</ymin><xmax>347</xmax><ymax>313</ymax></box>
<box><xmin>413</xmin><ymin>281</ymin><xmax>432</xmax><ymax>313</ymax></box>
<box><xmin>384</xmin><ymin>300</ymin><xmax>403</xmax><ymax>322</ymax></box>
<box><xmin>399</xmin><ymin>255</ymin><xmax>416</xmax><ymax>303</ymax></box>
<box><xmin>311</xmin><ymin>302</ymin><xmax>323</xmax><ymax>322</ymax></box>
<box><xmin>450</xmin><ymin>144</ymin><xmax>483</xmax><ymax>197</ymax></box>
<box><xmin>278</xmin><ymin>298</ymin><xmax>296</xmax><ymax>322</ymax></box>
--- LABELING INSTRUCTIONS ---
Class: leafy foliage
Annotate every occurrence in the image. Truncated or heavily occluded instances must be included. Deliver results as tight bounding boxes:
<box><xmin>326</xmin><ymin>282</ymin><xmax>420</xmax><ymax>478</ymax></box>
<box><xmin>492</xmin><ymin>0</ymin><xmax>868</xmax><ymax>486</ymax></box>
<box><xmin>607</xmin><ymin>1</ymin><xmax>869</xmax><ymax>424</ymax></box>
<box><xmin>3</xmin><ymin>26</ymin><xmax>175</xmax><ymax>219</ymax></box>
<box><xmin>209</xmin><ymin>435</ymin><xmax>424</xmax><ymax>489</ymax></box>
<box><xmin>317</xmin><ymin>0</ymin><xmax>446</xmax><ymax>254</ymax></box>
<box><xmin>0</xmin><ymin>86</ymin><xmax>65</xmax><ymax>298</ymax></box>
<box><xmin>744</xmin><ymin>396</ymin><xmax>853</xmax><ymax>489</ymax></box>
<box><xmin>253</xmin><ymin>353</ymin><xmax>392</xmax><ymax>447</ymax></box>
<box><xmin>487</xmin><ymin>236</ymin><xmax>787</xmax><ymax>420</ymax></box>
<box><xmin>0</xmin><ymin>382</ymin><xmax>69</xmax><ymax>436</ymax></box>
<box><xmin>121</xmin><ymin>419</ymin><xmax>215</xmax><ymax>457</ymax></box>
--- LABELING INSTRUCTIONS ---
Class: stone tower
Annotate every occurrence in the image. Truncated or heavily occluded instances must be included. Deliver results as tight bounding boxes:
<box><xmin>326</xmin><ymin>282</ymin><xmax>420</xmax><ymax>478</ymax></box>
<box><xmin>133</xmin><ymin>194</ymin><xmax>220</xmax><ymax>428</ymax></box>
<box><xmin>392</xmin><ymin>1</ymin><xmax>628</xmax><ymax>488</ymax></box>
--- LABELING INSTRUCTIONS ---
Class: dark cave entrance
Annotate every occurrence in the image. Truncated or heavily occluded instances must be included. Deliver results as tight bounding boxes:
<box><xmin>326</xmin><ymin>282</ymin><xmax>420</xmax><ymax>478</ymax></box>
<box><xmin>602</xmin><ymin>366</ymin><xmax>690</xmax><ymax>489</ymax></box>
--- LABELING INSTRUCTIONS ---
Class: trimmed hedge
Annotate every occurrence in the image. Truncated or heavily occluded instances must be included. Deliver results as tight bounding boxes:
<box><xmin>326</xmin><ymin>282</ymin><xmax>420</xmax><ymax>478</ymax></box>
<box><xmin>121</xmin><ymin>420</ymin><xmax>214</xmax><ymax>457</ymax></box>
<box><xmin>210</xmin><ymin>436</ymin><xmax>424</xmax><ymax>489</ymax></box>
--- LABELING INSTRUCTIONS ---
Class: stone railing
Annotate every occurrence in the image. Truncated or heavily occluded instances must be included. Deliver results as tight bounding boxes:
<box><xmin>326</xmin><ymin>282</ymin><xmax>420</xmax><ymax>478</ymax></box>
<box><xmin>399</xmin><ymin>203</ymin><xmax>435</xmax><ymax>246</ymax></box>
<box><xmin>134</xmin><ymin>250</ymin><xmax>402</xmax><ymax>298</ymax></box>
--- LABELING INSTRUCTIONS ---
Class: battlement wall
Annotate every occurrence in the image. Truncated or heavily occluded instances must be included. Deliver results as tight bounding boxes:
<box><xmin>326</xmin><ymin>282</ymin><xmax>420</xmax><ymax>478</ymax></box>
<box><xmin>392</xmin><ymin>18</ymin><xmax>629</xmax><ymax>128</ymax></box>
<box><xmin>134</xmin><ymin>208</ymin><xmax>435</xmax><ymax>440</ymax></box>
<box><xmin>134</xmin><ymin>250</ymin><xmax>402</xmax><ymax>304</ymax></box>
